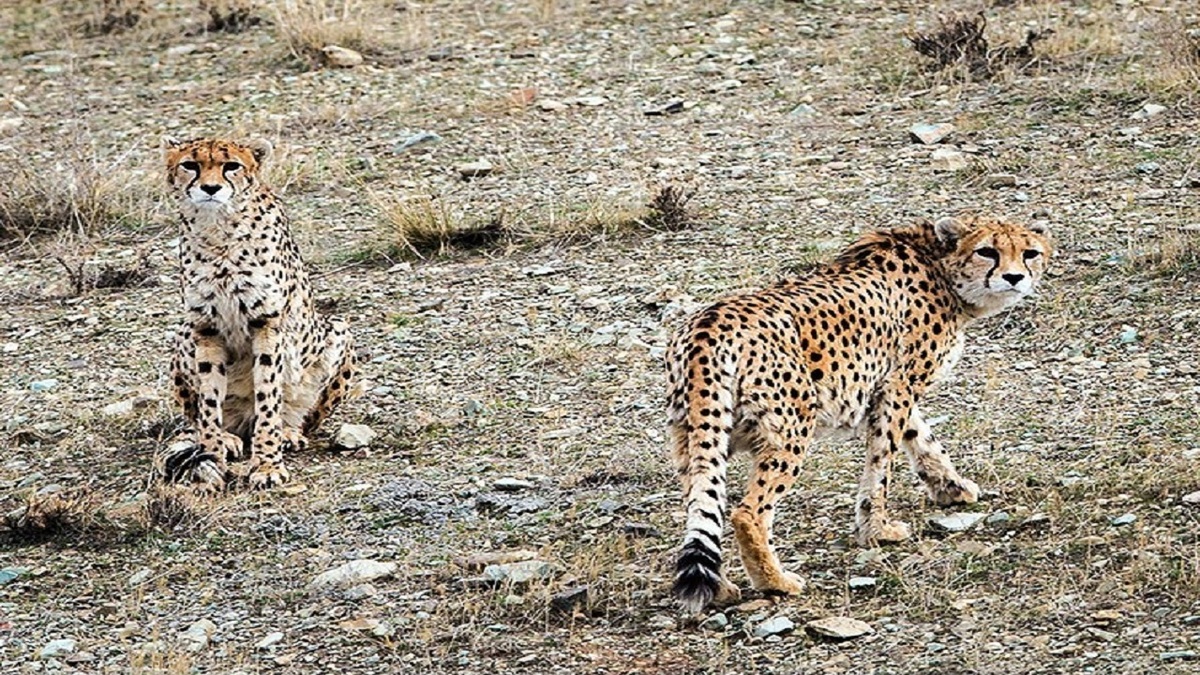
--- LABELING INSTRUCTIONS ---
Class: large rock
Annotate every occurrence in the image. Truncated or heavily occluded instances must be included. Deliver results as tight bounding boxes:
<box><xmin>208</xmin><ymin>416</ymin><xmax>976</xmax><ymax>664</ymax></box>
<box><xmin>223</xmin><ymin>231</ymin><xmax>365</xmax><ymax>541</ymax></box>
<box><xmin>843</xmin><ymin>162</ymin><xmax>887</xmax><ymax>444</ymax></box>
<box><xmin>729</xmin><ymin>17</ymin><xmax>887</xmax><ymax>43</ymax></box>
<box><xmin>805</xmin><ymin>617</ymin><xmax>874</xmax><ymax>640</ymax></box>
<box><xmin>308</xmin><ymin>559</ymin><xmax>396</xmax><ymax>590</ymax></box>
<box><xmin>928</xmin><ymin>512</ymin><xmax>987</xmax><ymax>532</ymax></box>
<box><xmin>334</xmin><ymin>423</ymin><xmax>376</xmax><ymax>449</ymax></box>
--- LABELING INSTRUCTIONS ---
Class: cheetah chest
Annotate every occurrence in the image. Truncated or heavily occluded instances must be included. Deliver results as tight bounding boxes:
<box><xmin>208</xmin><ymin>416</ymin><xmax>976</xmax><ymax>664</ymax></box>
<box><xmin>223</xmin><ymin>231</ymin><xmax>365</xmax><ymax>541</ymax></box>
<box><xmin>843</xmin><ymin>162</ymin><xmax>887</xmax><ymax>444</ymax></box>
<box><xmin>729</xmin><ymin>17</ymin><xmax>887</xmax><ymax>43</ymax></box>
<box><xmin>183</xmin><ymin>246</ymin><xmax>288</xmax><ymax>355</ymax></box>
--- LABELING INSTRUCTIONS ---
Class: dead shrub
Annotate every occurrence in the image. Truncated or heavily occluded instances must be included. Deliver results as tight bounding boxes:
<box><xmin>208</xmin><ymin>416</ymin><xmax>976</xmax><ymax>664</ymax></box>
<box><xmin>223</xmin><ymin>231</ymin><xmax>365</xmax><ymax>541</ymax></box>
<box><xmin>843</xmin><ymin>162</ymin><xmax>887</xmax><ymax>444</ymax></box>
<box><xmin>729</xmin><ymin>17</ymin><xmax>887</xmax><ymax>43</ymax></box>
<box><xmin>200</xmin><ymin>0</ymin><xmax>266</xmax><ymax>34</ymax></box>
<box><xmin>2</xmin><ymin>487</ymin><xmax>106</xmax><ymax>543</ymax></box>
<box><xmin>909</xmin><ymin>12</ymin><xmax>1051</xmax><ymax>79</ymax></box>
<box><xmin>644</xmin><ymin>184</ymin><xmax>699</xmax><ymax>232</ymax></box>
<box><xmin>140</xmin><ymin>485</ymin><xmax>207</xmax><ymax>534</ymax></box>
<box><xmin>89</xmin><ymin>0</ymin><xmax>149</xmax><ymax>36</ymax></box>
<box><xmin>53</xmin><ymin>251</ymin><xmax>159</xmax><ymax>296</ymax></box>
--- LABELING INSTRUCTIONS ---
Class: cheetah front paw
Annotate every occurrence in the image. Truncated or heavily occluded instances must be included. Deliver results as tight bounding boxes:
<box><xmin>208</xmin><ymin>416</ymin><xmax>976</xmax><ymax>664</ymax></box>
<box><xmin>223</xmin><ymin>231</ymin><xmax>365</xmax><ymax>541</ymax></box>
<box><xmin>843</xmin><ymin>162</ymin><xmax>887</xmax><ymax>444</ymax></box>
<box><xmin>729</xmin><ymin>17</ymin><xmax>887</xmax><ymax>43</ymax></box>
<box><xmin>247</xmin><ymin>461</ymin><xmax>290</xmax><ymax>489</ymax></box>
<box><xmin>856</xmin><ymin>519</ymin><xmax>912</xmax><ymax>547</ymax></box>
<box><xmin>280</xmin><ymin>428</ymin><xmax>309</xmax><ymax>454</ymax></box>
<box><xmin>753</xmin><ymin>569</ymin><xmax>806</xmax><ymax>597</ymax></box>
<box><xmin>928</xmin><ymin>477</ymin><xmax>980</xmax><ymax>506</ymax></box>
<box><xmin>156</xmin><ymin>439</ymin><xmax>228</xmax><ymax>492</ymax></box>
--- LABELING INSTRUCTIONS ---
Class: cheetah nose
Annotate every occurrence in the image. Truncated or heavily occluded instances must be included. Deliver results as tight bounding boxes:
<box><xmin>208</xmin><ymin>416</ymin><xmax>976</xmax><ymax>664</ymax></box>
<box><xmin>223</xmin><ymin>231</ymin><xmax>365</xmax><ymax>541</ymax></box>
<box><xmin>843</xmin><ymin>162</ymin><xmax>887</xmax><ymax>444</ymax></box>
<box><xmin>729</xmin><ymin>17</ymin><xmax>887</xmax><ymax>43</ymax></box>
<box><xmin>199</xmin><ymin>184</ymin><xmax>221</xmax><ymax>195</ymax></box>
<box><xmin>1001</xmin><ymin>273</ymin><xmax>1025</xmax><ymax>286</ymax></box>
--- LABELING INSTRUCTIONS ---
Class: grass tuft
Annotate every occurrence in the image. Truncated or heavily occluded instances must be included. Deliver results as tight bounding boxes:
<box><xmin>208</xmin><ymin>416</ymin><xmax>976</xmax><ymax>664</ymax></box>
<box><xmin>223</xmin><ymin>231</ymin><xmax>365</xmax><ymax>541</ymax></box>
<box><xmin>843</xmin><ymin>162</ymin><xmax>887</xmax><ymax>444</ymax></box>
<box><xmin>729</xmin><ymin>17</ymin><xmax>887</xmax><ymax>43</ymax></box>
<box><xmin>909</xmin><ymin>12</ymin><xmax>1051</xmax><ymax>79</ymax></box>
<box><xmin>0</xmin><ymin>154</ymin><xmax>142</xmax><ymax>246</ymax></box>
<box><xmin>88</xmin><ymin>0</ymin><xmax>149</xmax><ymax>36</ymax></box>
<box><xmin>140</xmin><ymin>485</ymin><xmax>207</xmax><ymax>534</ymax></box>
<box><xmin>373</xmin><ymin>194</ymin><xmax>511</xmax><ymax>260</ymax></box>
<box><xmin>199</xmin><ymin>0</ymin><xmax>265</xmax><ymax>34</ymax></box>
<box><xmin>1</xmin><ymin>487</ymin><xmax>106</xmax><ymax>543</ymax></box>
<box><xmin>272</xmin><ymin>0</ymin><xmax>372</xmax><ymax>68</ymax></box>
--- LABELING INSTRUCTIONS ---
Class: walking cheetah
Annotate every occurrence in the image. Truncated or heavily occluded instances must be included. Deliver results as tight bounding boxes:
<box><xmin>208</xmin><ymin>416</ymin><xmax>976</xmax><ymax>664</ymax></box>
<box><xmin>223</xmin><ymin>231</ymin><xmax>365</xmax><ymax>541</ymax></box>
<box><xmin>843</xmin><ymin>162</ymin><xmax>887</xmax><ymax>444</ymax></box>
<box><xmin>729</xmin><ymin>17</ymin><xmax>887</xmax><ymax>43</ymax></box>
<box><xmin>668</xmin><ymin>215</ymin><xmax>1052</xmax><ymax>612</ymax></box>
<box><xmin>157</xmin><ymin>137</ymin><xmax>357</xmax><ymax>490</ymax></box>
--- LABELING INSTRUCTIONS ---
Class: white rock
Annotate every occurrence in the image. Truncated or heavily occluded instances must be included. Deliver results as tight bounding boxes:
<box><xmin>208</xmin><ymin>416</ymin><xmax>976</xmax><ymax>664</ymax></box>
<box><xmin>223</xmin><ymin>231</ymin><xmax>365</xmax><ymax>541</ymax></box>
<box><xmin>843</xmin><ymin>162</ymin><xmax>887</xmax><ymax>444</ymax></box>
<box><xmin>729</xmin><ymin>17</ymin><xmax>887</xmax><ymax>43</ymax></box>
<box><xmin>574</xmin><ymin>96</ymin><xmax>608</xmax><ymax>107</ymax></box>
<box><xmin>458</xmin><ymin>159</ymin><xmax>494</xmax><ymax>178</ymax></box>
<box><xmin>128</xmin><ymin>568</ymin><xmax>152</xmax><ymax>586</ymax></box>
<box><xmin>0</xmin><ymin>117</ymin><xmax>24</xmax><ymax>134</ymax></box>
<box><xmin>753</xmin><ymin>615</ymin><xmax>795</xmax><ymax>637</ymax></box>
<box><xmin>179</xmin><ymin>619</ymin><xmax>216</xmax><ymax>652</ymax></box>
<box><xmin>321</xmin><ymin>45</ymin><xmax>363</xmax><ymax>67</ymax></box>
<box><xmin>928</xmin><ymin>512</ymin><xmax>987</xmax><ymax>532</ymax></box>
<box><xmin>39</xmin><ymin>639</ymin><xmax>77</xmax><ymax>659</ymax></box>
<box><xmin>334</xmin><ymin>423</ymin><xmax>376</xmax><ymax>449</ymax></box>
<box><xmin>538</xmin><ymin>99</ymin><xmax>568</xmax><ymax>111</ymax></box>
<box><xmin>482</xmin><ymin>560</ymin><xmax>556</xmax><ymax>585</ymax></box>
<box><xmin>255</xmin><ymin>631</ymin><xmax>284</xmax><ymax>649</ymax></box>
<box><xmin>308</xmin><ymin>559</ymin><xmax>396</xmax><ymax>590</ymax></box>
<box><xmin>930</xmin><ymin>147</ymin><xmax>968</xmax><ymax>172</ymax></box>
<box><xmin>909</xmin><ymin>122</ymin><xmax>955</xmax><ymax>145</ymax></box>
<box><xmin>102</xmin><ymin>394</ymin><xmax>160</xmax><ymax>417</ymax></box>
<box><xmin>805</xmin><ymin>616</ymin><xmax>874</xmax><ymax>640</ymax></box>
<box><xmin>1131</xmin><ymin>103</ymin><xmax>1167</xmax><ymax>120</ymax></box>
<box><xmin>1182</xmin><ymin>491</ymin><xmax>1200</xmax><ymax>505</ymax></box>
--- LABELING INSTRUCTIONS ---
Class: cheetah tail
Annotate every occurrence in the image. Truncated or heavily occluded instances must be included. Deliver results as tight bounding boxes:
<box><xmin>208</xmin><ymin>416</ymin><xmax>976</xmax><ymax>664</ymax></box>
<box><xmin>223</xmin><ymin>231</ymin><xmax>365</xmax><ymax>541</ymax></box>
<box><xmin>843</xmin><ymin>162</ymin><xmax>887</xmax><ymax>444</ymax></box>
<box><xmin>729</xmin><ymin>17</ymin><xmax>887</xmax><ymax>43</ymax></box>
<box><xmin>671</xmin><ymin>375</ymin><xmax>734</xmax><ymax>614</ymax></box>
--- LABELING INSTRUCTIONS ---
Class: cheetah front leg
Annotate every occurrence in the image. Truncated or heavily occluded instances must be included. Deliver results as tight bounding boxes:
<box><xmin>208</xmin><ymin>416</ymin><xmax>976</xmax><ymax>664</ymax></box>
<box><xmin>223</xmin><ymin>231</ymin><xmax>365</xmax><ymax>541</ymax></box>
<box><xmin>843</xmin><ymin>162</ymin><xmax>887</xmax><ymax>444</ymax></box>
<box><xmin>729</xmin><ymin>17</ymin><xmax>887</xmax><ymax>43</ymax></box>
<box><xmin>903</xmin><ymin>408</ymin><xmax>979</xmax><ymax>506</ymax></box>
<box><xmin>301</xmin><ymin>317</ymin><xmax>357</xmax><ymax>436</ymax></box>
<box><xmin>731</xmin><ymin>409</ymin><xmax>813</xmax><ymax>598</ymax></box>
<box><xmin>247</xmin><ymin>318</ymin><xmax>290</xmax><ymax>488</ymax></box>
<box><xmin>160</xmin><ymin>325</ymin><xmax>242</xmax><ymax>491</ymax></box>
<box><xmin>854</xmin><ymin>382</ymin><xmax>917</xmax><ymax>547</ymax></box>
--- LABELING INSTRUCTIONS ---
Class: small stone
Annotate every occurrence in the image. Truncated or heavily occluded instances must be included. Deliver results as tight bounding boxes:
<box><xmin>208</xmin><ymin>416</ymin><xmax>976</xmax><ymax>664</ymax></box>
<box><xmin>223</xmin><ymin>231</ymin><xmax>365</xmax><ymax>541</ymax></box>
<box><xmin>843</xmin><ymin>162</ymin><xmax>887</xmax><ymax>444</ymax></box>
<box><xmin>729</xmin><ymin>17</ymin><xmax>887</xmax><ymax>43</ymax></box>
<box><xmin>537</xmin><ymin>99</ymin><xmax>568</xmax><ymax>111</ymax></box>
<box><xmin>1137</xmin><ymin>189</ymin><xmax>1168</xmax><ymax>200</ymax></box>
<box><xmin>700</xmin><ymin>612</ymin><xmax>729</xmax><ymax>631</ymax></box>
<box><xmin>1091</xmin><ymin>609</ymin><xmax>1121</xmax><ymax>623</ymax></box>
<box><xmin>1131</xmin><ymin>103</ymin><xmax>1167</xmax><ymax>119</ymax></box>
<box><xmin>179</xmin><ymin>619</ymin><xmax>216</xmax><ymax>652</ymax></box>
<box><xmin>930</xmin><ymin>147</ymin><xmax>968</xmax><ymax>172</ymax></box>
<box><xmin>0</xmin><ymin>567</ymin><xmax>27</xmax><ymax>585</ymax></box>
<box><xmin>1136</xmin><ymin>161</ymin><xmax>1160</xmax><ymax>174</ymax></box>
<box><xmin>308</xmin><ymin>560</ymin><xmax>397</xmax><ymax>590</ymax></box>
<box><xmin>1160</xmin><ymin>651</ymin><xmax>1199</xmax><ymax>662</ymax></box>
<box><xmin>909</xmin><ymin>122</ymin><xmax>955</xmax><ymax>145</ymax></box>
<box><xmin>0</xmin><ymin>117</ymin><xmax>24</xmax><ymax>134</ymax></box>
<box><xmin>481</xmin><ymin>560</ymin><xmax>556</xmax><ymax>585</ymax></box>
<box><xmin>551</xmin><ymin>585</ymin><xmax>588</xmax><ymax>612</ymax></box>
<box><xmin>1118</xmin><ymin>325</ymin><xmax>1138</xmax><ymax>343</ymax></box>
<box><xmin>395</xmin><ymin>131</ymin><xmax>443</xmax><ymax>153</ymax></box>
<box><xmin>805</xmin><ymin>617</ymin><xmax>874</xmax><ymax>640</ymax></box>
<box><xmin>1182</xmin><ymin>491</ymin><xmax>1200</xmax><ymax>505</ymax></box>
<box><xmin>102</xmin><ymin>394</ymin><xmax>159</xmax><ymax>417</ymax></box>
<box><xmin>493</xmin><ymin>478</ymin><xmax>535</xmax><ymax>492</ymax></box>
<box><xmin>255</xmin><ymin>632</ymin><xmax>284</xmax><ymax>650</ymax></box>
<box><xmin>848</xmin><ymin>576</ymin><xmax>876</xmax><ymax>589</ymax></box>
<box><xmin>927</xmin><ymin>642</ymin><xmax>946</xmax><ymax>652</ymax></box>
<box><xmin>165</xmin><ymin>44</ymin><xmax>198</xmax><ymax>56</ymax></box>
<box><xmin>620</xmin><ymin>522</ymin><xmax>662</xmax><ymax>538</ymax></box>
<box><xmin>334</xmin><ymin>423</ymin><xmax>376</xmax><ymax>449</ymax></box>
<box><xmin>128</xmin><ymin>568</ymin><xmax>152</xmax><ymax>586</ymax></box>
<box><xmin>789</xmin><ymin>103</ymin><xmax>817</xmax><ymax>119</ymax></box>
<box><xmin>455</xmin><ymin>549</ymin><xmax>538</xmax><ymax>571</ymax></box>
<box><xmin>39</xmin><ymin>639</ymin><xmax>77</xmax><ymax>659</ymax></box>
<box><xmin>708</xmin><ymin>79</ymin><xmax>742</xmax><ymax>93</ymax></box>
<box><xmin>575</xmin><ymin>96</ymin><xmax>608</xmax><ymax>107</ymax></box>
<box><xmin>986</xmin><ymin>511</ymin><xmax>1011</xmax><ymax>525</ymax></box>
<box><xmin>647</xmin><ymin>615</ymin><xmax>677</xmax><ymax>630</ymax></box>
<box><xmin>642</xmin><ymin>99</ymin><xmax>686</xmax><ymax>116</ymax></box>
<box><xmin>1110</xmin><ymin>513</ymin><xmax>1136</xmax><ymax>526</ymax></box>
<box><xmin>753</xmin><ymin>615</ymin><xmax>795</xmax><ymax>638</ymax></box>
<box><xmin>344</xmin><ymin>583</ymin><xmax>378</xmax><ymax>600</ymax></box>
<box><xmin>457</xmin><ymin>159</ymin><xmax>494</xmax><ymax>179</ymax></box>
<box><xmin>1086</xmin><ymin>626</ymin><xmax>1117</xmax><ymax>641</ymax></box>
<box><xmin>927</xmin><ymin>512</ymin><xmax>987</xmax><ymax>532</ymax></box>
<box><xmin>30</xmin><ymin>379</ymin><xmax>58</xmax><ymax>392</ymax></box>
<box><xmin>321</xmin><ymin>45</ymin><xmax>363</xmax><ymax>67</ymax></box>
<box><xmin>985</xmin><ymin>173</ymin><xmax>1017</xmax><ymax>188</ymax></box>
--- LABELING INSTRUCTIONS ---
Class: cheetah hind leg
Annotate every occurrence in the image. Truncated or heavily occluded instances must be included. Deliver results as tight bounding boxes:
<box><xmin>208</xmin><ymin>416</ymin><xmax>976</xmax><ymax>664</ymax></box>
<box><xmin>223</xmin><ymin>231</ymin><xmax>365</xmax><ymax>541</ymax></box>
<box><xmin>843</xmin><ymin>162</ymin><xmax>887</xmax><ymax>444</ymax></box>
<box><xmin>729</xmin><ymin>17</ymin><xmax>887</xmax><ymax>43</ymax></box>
<box><xmin>302</xmin><ymin>318</ymin><xmax>357</xmax><ymax>436</ymax></box>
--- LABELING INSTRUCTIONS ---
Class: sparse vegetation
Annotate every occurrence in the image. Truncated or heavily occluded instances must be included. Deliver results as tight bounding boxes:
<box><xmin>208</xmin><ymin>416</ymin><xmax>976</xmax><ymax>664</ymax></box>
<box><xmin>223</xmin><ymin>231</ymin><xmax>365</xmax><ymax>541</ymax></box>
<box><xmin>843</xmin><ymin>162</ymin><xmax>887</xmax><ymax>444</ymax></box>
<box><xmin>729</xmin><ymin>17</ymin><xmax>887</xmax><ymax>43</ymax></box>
<box><xmin>644</xmin><ymin>184</ymin><xmax>699</xmax><ymax>232</ymax></box>
<box><xmin>1</xmin><ymin>487</ymin><xmax>107</xmax><ymax>544</ymax></box>
<box><xmin>271</xmin><ymin>0</ymin><xmax>373</xmax><ymax>67</ymax></box>
<box><xmin>199</xmin><ymin>0</ymin><xmax>264</xmax><ymax>34</ymax></box>
<box><xmin>0</xmin><ymin>155</ymin><xmax>142</xmax><ymax>245</ymax></box>
<box><xmin>909</xmin><ymin>12</ymin><xmax>1051</xmax><ymax>79</ymax></box>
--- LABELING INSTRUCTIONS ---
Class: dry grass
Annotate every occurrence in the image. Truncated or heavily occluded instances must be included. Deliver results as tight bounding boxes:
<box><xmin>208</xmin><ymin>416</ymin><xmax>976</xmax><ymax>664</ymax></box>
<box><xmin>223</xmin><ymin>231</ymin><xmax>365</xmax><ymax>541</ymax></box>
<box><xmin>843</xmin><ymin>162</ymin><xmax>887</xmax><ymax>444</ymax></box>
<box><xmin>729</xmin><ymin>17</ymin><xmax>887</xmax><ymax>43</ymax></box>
<box><xmin>643</xmin><ymin>184</ymin><xmax>699</xmax><ymax>232</ymax></box>
<box><xmin>271</xmin><ymin>0</ymin><xmax>374</xmax><ymax>67</ymax></box>
<box><xmin>0</xmin><ymin>150</ymin><xmax>146</xmax><ymax>245</ymax></box>
<box><xmin>139</xmin><ymin>485</ymin><xmax>210</xmax><ymax>534</ymax></box>
<box><xmin>86</xmin><ymin>0</ymin><xmax>149</xmax><ymax>36</ymax></box>
<box><xmin>371</xmin><ymin>193</ymin><xmax>511</xmax><ymax>260</ymax></box>
<box><xmin>909</xmin><ymin>12</ymin><xmax>1052</xmax><ymax>79</ymax></box>
<box><xmin>1</xmin><ymin>486</ymin><xmax>108</xmax><ymax>543</ymax></box>
<box><xmin>198</xmin><ymin>0</ymin><xmax>265</xmax><ymax>34</ymax></box>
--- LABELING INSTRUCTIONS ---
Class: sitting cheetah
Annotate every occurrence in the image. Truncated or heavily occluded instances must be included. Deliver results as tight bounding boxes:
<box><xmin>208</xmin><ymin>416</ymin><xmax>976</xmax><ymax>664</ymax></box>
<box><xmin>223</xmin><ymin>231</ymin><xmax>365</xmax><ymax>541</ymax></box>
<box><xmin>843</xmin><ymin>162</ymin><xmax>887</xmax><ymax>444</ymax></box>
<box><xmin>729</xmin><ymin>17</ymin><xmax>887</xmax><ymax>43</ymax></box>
<box><xmin>157</xmin><ymin>137</ymin><xmax>356</xmax><ymax>490</ymax></box>
<box><xmin>668</xmin><ymin>215</ymin><xmax>1052</xmax><ymax>612</ymax></box>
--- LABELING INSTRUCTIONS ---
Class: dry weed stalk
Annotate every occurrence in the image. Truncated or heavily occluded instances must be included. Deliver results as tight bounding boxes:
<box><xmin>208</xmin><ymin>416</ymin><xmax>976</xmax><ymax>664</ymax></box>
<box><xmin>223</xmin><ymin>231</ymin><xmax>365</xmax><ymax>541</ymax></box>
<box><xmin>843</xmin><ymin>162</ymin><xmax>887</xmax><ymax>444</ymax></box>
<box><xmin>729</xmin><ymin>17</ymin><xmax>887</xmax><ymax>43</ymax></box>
<box><xmin>2</xmin><ymin>487</ymin><xmax>105</xmax><ymax>542</ymax></box>
<box><xmin>909</xmin><ymin>12</ymin><xmax>1051</xmax><ymax>79</ymax></box>
<box><xmin>644</xmin><ymin>184</ymin><xmax>698</xmax><ymax>232</ymax></box>
<box><xmin>273</xmin><ymin>0</ymin><xmax>370</xmax><ymax>67</ymax></box>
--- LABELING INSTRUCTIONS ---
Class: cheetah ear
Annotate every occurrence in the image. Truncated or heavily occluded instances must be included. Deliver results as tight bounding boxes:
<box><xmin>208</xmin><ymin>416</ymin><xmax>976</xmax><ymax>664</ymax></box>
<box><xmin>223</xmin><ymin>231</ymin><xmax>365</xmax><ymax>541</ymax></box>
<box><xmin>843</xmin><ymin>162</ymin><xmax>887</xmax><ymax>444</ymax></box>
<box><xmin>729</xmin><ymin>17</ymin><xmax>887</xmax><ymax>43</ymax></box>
<box><xmin>245</xmin><ymin>138</ymin><xmax>273</xmax><ymax>165</ymax></box>
<box><xmin>934</xmin><ymin>216</ymin><xmax>968</xmax><ymax>246</ymax></box>
<box><xmin>161</xmin><ymin>136</ymin><xmax>183</xmax><ymax>155</ymax></box>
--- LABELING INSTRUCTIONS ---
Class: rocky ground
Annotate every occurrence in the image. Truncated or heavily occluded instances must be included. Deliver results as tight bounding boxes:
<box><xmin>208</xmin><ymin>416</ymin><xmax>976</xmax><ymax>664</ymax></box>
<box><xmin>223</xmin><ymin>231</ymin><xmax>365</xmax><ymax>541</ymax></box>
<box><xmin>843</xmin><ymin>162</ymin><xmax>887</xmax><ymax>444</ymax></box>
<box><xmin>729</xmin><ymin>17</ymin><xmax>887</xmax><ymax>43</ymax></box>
<box><xmin>1</xmin><ymin>1</ymin><xmax>1199</xmax><ymax>673</ymax></box>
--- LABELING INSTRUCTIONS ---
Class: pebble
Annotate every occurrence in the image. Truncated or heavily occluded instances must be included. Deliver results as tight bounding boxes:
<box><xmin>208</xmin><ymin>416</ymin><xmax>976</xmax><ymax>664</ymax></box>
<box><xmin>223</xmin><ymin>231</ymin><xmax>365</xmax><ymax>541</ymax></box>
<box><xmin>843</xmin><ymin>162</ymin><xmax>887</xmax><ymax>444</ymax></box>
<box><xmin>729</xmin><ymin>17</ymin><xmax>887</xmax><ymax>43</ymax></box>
<box><xmin>255</xmin><ymin>631</ymin><xmax>284</xmax><ymax>650</ymax></box>
<box><xmin>574</xmin><ymin>96</ymin><xmax>607</xmax><ymax>107</ymax></box>
<box><xmin>753</xmin><ymin>615</ymin><xmax>795</xmax><ymax>638</ymax></box>
<box><xmin>643</xmin><ymin>99</ymin><xmax>686</xmax><ymax>116</ymax></box>
<box><xmin>458</xmin><ymin>159</ymin><xmax>494</xmax><ymax>179</ymax></box>
<box><xmin>647</xmin><ymin>615</ymin><xmax>677</xmax><ymax>630</ymax></box>
<box><xmin>985</xmin><ymin>173</ymin><xmax>1017</xmax><ymax>188</ymax></box>
<box><xmin>1131</xmin><ymin>103</ymin><xmax>1167</xmax><ymax>119</ymax></box>
<box><xmin>909</xmin><ymin>122</ymin><xmax>955</xmax><ymax>145</ymax></box>
<box><xmin>334</xmin><ymin>423</ymin><xmax>376</xmax><ymax>449</ymax></box>
<box><xmin>930</xmin><ymin>147</ymin><xmax>968</xmax><ymax>172</ymax></box>
<box><xmin>986</xmin><ymin>511</ymin><xmax>1011</xmax><ymax>525</ymax></box>
<box><xmin>537</xmin><ymin>99</ymin><xmax>568</xmax><ymax>111</ymax></box>
<box><xmin>493</xmin><ymin>478</ymin><xmax>535</xmax><ymax>492</ymax></box>
<box><xmin>1160</xmin><ymin>650</ymin><xmax>1198</xmax><ymax>662</ymax></box>
<box><xmin>395</xmin><ymin>131</ymin><xmax>443</xmax><ymax>152</ymax></box>
<box><xmin>1136</xmin><ymin>161</ymin><xmax>1160</xmax><ymax>174</ymax></box>
<box><xmin>308</xmin><ymin>559</ymin><xmax>397</xmax><ymax>590</ymax></box>
<box><xmin>0</xmin><ymin>117</ymin><xmax>24</xmax><ymax>134</ymax></box>
<box><xmin>928</xmin><ymin>512</ymin><xmax>987</xmax><ymax>532</ymax></box>
<box><xmin>128</xmin><ymin>568</ymin><xmax>152</xmax><ymax>586</ymax></box>
<box><xmin>29</xmin><ymin>379</ymin><xmax>58</xmax><ymax>392</ymax></box>
<box><xmin>848</xmin><ymin>576</ymin><xmax>876</xmax><ymax>589</ymax></box>
<box><xmin>39</xmin><ymin>639</ymin><xmax>77</xmax><ymax>659</ymax></box>
<box><xmin>700</xmin><ymin>612</ymin><xmax>729</xmax><ymax>631</ymax></box>
<box><xmin>344</xmin><ymin>583</ymin><xmax>378</xmax><ymax>600</ymax></box>
<box><xmin>1182</xmin><ymin>491</ymin><xmax>1200</xmax><ymax>505</ymax></box>
<box><xmin>708</xmin><ymin>79</ymin><xmax>742</xmax><ymax>93</ymax></box>
<box><xmin>179</xmin><ymin>619</ymin><xmax>216</xmax><ymax>652</ymax></box>
<box><xmin>0</xmin><ymin>567</ymin><xmax>27</xmax><ymax>585</ymax></box>
<box><xmin>1110</xmin><ymin>513</ymin><xmax>1136</xmax><ymax>526</ymax></box>
<box><xmin>321</xmin><ymin>45</ymin><xmax>363</xmax><ymax>67</ymax></box>
<box><xmin>101</xmin><ymin>394</ymin><xmax>159</xmax><ymax>417</ymax></box>
<box><xmin>805</xmin><ymin>617</ymin><xmax>874</xmax><ymax>640</ymax></box>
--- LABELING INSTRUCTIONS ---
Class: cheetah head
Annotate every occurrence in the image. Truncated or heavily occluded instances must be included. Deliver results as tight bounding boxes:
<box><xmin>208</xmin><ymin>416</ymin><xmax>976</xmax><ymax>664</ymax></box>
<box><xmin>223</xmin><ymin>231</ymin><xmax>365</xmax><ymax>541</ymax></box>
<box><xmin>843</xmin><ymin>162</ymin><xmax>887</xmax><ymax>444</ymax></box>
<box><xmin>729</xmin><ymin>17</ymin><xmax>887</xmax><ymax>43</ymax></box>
<box><xmin>936</xmin><ymin>215</ymin><xmax>1053</xmax><ymax>318</ymax></box>
<box><xmin>163</xmin><ymin>137</ymin><xmax>272</xmax><ymax>211</ymax></box>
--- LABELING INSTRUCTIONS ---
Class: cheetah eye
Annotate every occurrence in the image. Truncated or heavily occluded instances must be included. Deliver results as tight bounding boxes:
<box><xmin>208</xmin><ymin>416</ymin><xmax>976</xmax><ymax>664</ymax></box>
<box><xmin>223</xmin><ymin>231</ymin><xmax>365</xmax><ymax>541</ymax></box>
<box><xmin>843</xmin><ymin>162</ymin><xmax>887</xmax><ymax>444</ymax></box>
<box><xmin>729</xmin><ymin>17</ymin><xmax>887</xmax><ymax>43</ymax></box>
<box><xmin>1023</xmin><ymin>249</ymin><xmax>1042</xmax><ymax>260</ymax></box>
<box><xmin>974</xmin><ymin>247</ymin><xmax>999</xmax><ymax>260</ymax></box>
<box><xmin>223</xmin><ymin>162</ymin><xmax>243</xmax><ymax>172</ymax></box>
<box><xmin>180</xmin><ymin>161</ymin><xmax>200</xmax><ymax>172</ymax></box>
